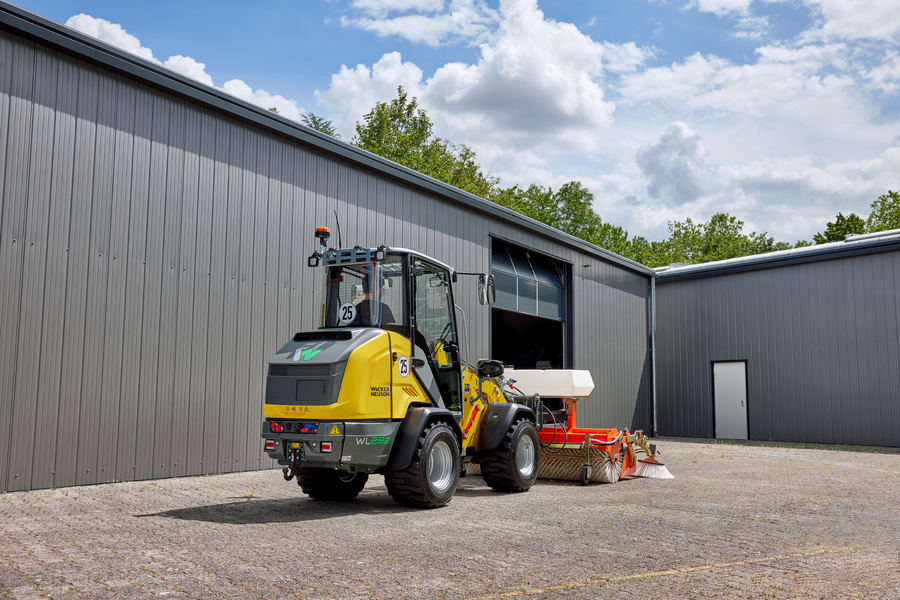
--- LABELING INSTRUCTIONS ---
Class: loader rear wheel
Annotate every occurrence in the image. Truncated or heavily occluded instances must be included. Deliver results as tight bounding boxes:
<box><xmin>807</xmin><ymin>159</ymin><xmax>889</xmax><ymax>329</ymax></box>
<box><xmin>478</xmin><ymin>419</ymin><xmax>540</xmax><ymax>492</ymax></box>
<box><xmin>384</xmin><ymin>422</ymin><xmax>460</xmax><ymax>508</ymax></box>
<box><xmin>297</xmin><ymin>467</ymin><xmax>368</xmax><ymax>501</ymax></box>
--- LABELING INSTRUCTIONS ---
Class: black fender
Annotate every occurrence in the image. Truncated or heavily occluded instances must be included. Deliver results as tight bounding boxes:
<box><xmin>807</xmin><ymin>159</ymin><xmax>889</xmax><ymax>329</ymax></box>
<box><xmin>475</xmin><ymin>403</ymin><xmax>536</xmax><ymax>453</ymax></box>
<box><xmin>384</xmin><ymin>406</ymin><xmax>463</xmax><ymax>471</ymax></box>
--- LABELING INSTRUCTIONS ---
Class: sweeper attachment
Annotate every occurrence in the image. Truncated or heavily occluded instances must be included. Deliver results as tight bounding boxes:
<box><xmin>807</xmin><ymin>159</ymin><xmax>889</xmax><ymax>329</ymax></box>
<box><xmin>501</xmin><ymin>369</ymin><xmax>674</xmax><ymax>484</ymax></box>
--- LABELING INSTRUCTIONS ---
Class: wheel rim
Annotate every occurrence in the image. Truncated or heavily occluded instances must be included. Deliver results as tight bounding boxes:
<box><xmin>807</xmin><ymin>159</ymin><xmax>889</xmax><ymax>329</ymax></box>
<box><xmin>427</xmin><ymin>440</ymin><xmax>454</xmax><ymax>493</ymax></box>
<box><xmin>516</xmin><ymin>434</ymin><xmax>536</xmax><ymax>478</ymax></box>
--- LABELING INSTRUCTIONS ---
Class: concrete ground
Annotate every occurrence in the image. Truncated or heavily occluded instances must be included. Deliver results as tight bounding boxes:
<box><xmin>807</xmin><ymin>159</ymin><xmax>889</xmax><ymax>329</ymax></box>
<box><xmin>1</xmin><ymin>439</ymin><xmax>898</xmax><ymax>600</ymax></box>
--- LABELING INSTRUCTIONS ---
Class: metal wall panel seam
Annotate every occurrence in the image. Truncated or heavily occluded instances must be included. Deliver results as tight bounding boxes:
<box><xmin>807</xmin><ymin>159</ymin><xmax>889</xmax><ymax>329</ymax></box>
<box><xmin>75</xmin><ymin>68</ymin><xmax>119</xmax><ymax>487</ymax></box>
<box><xmin>56</xmin><ymin>61</ymin><xmax>99</xmax><ymax>488</ymax></box>
<box><xmin>94</xmin><ymin>75</ymin><xmax>135</xmax><ymax>482</ymax></box>
<box><xmin>0</xmin><ymin>34</ymin><xmax>36</xmax><ymax>491</ymax></box>
<box><xmin>152</xmin><ymin>96</ymin><xmax>187</xmax><ymax>481</ymax></box>
<box><xmin>186</xmin><ymin>108</ymin><xmax>216</xmax><ymax>476</ymax></box>
<box><xmin>11</xmin><ymin>43</ymin><xmax>57</xmax><ymax>491</ymax></box>
<box><xmin>30</xmin><ymin>52</ymin><xmax>79</xmax><ymax>491</ymax></box>
<box><xmin>114</xmin><ymin>82</ymin><xmax>153</xmax><ymax>482</ymax></box>
<box><xmin>170</xmin><ymin>102</ymin><xmax>202</xmax><ymax>478</ymax></box>
<box><xmin>216</xmin><ymin>121</ymin><xmax>247</xmax><ymax>474</ymax></box>
<box><xmin>132</xmin><ymin>90</ymin><xmax>170</xmax><ymax>481</ymax></box>
<box><xmin>231</xmin><ymin>126</ymin><xmax>259</xmax><ymax>473</ymax></box>
<box><xmin>243</xmin><ymin>130</ymin><xmax>272</xmax><ymax>471</ymax></box>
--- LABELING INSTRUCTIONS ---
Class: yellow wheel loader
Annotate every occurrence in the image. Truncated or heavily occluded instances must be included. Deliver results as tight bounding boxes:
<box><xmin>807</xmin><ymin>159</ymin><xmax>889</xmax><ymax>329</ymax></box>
<box><xmin>261</xmin><ymin>227</ymin><xmax>540</xmax><ymax>508</ymax></box>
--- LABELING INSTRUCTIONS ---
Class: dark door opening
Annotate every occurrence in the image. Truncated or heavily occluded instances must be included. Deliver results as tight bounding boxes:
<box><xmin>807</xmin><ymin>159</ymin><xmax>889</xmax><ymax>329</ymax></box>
<box><xmin>491</xmin><ymin>308</ymin><xmax>564</xmax><ymax>369</ymax></box>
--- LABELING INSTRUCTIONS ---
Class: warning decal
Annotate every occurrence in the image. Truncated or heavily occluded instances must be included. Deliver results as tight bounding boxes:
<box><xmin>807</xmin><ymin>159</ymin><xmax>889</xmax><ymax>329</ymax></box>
<box><xmin>330</xmin><ymin>425</ymin><xmax>340</xmax><ymax>435</ymax></box>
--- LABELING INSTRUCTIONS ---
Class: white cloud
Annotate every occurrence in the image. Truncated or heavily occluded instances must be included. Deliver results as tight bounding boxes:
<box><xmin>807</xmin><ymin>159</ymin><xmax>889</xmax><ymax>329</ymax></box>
<box><xmin>864</xmin><ymin>50</ymin><xmax>900</xmax><ymax>93</ymax></box>
<box><xmin>636</xmin><ymin>122</ymin><xmax>714</xmax><ymax>204</ymax></box>
<box><xmin>221</xmin><ymin>80</ymin><xmax>305</xmax><ymax>121</ymax></box>
<box><xmin>162</xmin><ymin>55</ymin><xmax>214</xmax><ymax>87</ymax></box>
<box><xmin>65</xmin><ymin>14</ymin><xmax>157</xmax><ymax>62</ymax></box>
<box><xmin>350</xmin><ymin>0</ymin><xmax>446</xmax><ymax>18</ymax></box>
<box><xmin>320</xmin><ymin>0</ymin><xmax>654</xmax><ymax>154</ymax></box>
<box><xmin>341</xmin><ymin>0</ymin><xmax>500</xmax><ymax>47</ymax></box>
<box><xmin>800</xmin><ymin>0</ymin><xmax>900</xmax><ymax>43</ymax></box>
<box><xmin>315</xmin><ymin>52</ymin><xmax>426</xmax><ymax>136</ymax></box>
<box><xmin>731</xmin><ymin>15</ymin><xmax>770</xmax><ymax>39</ymax></box>
<box><xmin>685</xmin><ymin>0</ymin><xmax>753</xmax><ymax>16</ymax></box>
<box><xmin>65</xmin><ymin>14</ymin><xmax>305</xmax><ymax>121</ymax></box>
<box><xmin>618</xmin><ymin>44</ymin><xmax>858</xmax><ymax>120</ymax></box>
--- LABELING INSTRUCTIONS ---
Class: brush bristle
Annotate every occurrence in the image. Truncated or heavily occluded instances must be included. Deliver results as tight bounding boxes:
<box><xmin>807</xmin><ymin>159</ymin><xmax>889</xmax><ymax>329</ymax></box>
<box><xmin>633</xmin><ymin>459</ymin><xmax>674</xmax><ymax>479</ymax></box>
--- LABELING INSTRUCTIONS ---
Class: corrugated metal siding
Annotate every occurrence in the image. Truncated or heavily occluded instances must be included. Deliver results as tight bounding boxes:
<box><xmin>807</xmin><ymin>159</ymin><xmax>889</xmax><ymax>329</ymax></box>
<box><xmin>656</xmin><ymin>251</ymin><xmax>900</xmax><ymax>447</ymax></box>
<box><xmin>0</xmin><ymin>29</ymin><xmax>652</xmax><ymax>490</ymax></box>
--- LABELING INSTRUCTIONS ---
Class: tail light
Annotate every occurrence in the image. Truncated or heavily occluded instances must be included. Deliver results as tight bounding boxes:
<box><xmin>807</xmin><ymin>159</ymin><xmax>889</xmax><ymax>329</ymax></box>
<box><xmin>265</xmin><ymin>440</ymin><xmax>275</xmax><ymax>451</ymax></box>
<box><xmin>321</xmin><ymin>442</ymin><xmax>333</xmax><ymax>453</ymax></box>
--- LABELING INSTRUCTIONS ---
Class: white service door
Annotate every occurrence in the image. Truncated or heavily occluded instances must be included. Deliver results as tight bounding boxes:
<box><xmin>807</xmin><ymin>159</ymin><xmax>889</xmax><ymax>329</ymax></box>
<box><xmin>713</xmin><ymin>361</ymin><xmax>748</xmax><ymax>440</ymax></box>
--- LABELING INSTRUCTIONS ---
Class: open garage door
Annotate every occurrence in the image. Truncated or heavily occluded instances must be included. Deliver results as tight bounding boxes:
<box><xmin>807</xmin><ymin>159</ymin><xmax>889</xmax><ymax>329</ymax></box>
<box><xmin>490</xmin><ymin>239</ymin><xmax>569</xmax><ymax>369</ymax></box>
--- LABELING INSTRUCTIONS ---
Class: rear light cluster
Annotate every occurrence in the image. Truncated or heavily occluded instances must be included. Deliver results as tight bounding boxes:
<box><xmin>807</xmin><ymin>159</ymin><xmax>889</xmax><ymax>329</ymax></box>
<box><xmin>321</xmin><ymin>442</ymin><xmax>332</xmax><ymax>453</ymax></box>
<box><xmin>265</xmin><ymin>440</ymin><xmax>275</xmax><ymax>451</ymax></box>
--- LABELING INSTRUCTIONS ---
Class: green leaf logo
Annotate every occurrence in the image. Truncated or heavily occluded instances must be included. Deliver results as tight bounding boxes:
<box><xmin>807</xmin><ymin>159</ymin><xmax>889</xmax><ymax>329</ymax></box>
<box><xmin>301</xmin><ymin>348</ymin><xmax>323</xmax><ymax>361</ymax></box>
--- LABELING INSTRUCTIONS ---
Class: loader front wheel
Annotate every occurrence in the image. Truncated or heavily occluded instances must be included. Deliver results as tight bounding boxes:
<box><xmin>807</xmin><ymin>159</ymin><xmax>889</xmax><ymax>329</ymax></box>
<box><xmin>384</xmin><ymin>422</ymin><xmax>460</xmax><ymax>508</ymax></box>
<box><xmin>297</xmin><ymin>467</ymin><xmax>368</xmax><ymax>501</ymax></box>
<box><xmin>478</xmin><ymin>419</ymin><xmax>540</xmax><ymax>492</ymax></box>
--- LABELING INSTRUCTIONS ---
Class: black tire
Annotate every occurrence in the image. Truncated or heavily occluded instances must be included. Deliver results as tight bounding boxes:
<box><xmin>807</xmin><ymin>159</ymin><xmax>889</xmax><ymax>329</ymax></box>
<box><xmin>296</xmin><ymin>467</ymin><xmax>368</xmax><ymax>501</ymax></box>
<box><xmin>478</xmin><ymin>419</ymin><xmax>540</xmax><ymax>492</ymax></box>
<box><xmin>384</xmin><ymin>422</ymin><xmax>460</xmax><ymax>508</ymax></box>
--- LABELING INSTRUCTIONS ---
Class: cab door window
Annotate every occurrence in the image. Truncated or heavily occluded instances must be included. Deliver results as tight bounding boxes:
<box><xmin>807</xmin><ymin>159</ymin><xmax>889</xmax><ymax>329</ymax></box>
<box><xmin>412</xmin><ymin>258</ymin><xmax>461</xmax><ymax>411</ymax></box>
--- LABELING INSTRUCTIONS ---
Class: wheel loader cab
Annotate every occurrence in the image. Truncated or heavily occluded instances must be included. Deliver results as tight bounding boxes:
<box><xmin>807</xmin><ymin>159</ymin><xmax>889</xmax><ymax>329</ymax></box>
<box><xmin>318</xmin><ymin>251</ymin><xmax>463</xmax><ymax>413</ymax></box>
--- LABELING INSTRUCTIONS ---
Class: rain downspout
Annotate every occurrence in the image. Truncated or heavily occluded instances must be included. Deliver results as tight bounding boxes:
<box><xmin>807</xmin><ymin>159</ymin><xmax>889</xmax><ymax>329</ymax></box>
<box><xmin>651</xmin><ymin>276</ymin><xmax>658</xmax><ymax>437</ymax></box>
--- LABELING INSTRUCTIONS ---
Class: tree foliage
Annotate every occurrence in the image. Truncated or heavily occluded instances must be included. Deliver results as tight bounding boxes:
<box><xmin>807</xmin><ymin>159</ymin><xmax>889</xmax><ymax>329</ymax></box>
<box><xmin>813</xmin><ymin>212</ymin><xmax>866</xmax><ymax>244</ymax></box>
<box><xmin>302</xmin><ymin>112</ymin><xmax>340</xmax><ymax>138</ymax></box>
<box><xmin>352</xmin><ymin>86</ymin><xmax>497</xmax><ymax>198</ymax></box>
<box><xmin>866</xmin><ymin>190</ymin><xmax>900</xmax><ymax>233</ymax></box>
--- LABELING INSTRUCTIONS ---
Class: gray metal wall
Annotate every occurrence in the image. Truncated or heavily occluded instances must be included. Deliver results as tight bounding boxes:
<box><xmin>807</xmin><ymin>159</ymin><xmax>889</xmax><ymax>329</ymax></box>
<box><xmin>0</xmin><ymin>26</ymin><xmax>653</xmax><ymax>491</ymax></box>
<box><xmin>656</xmin><ymin>250</ymin><xmax>900</xmax><ymax>447</ymax></box>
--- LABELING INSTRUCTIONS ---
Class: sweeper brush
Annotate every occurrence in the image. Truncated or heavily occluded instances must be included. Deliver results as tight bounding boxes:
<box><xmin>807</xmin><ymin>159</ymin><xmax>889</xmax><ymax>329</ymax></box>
<box><xmin>501</xmin><ymin>369</ymin><xmax>674</xmax><ymax>485</ymax></box>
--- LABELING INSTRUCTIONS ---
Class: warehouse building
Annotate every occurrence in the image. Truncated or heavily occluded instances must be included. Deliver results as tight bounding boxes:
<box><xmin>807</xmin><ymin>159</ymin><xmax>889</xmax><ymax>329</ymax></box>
<box><xmin>655</xmin><ymin>231</ymin><xmax>900</xmax><ymax>448</ymax></box>
<box><xmin>0</xmin><ymin>3</ymin><xmax>655</xmax><ymax>491</ymax></box>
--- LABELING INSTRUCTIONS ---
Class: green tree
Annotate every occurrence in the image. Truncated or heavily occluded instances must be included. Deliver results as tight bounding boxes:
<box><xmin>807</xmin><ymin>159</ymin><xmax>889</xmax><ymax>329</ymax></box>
<box><xmin>352</xmin><ymin>86</ymin><xmax>497</xmax><ymax>199</ymax></box>
<box><xmin>813</xmin><ymin>212</ymin><xmax>866</xmax><ymax>244</ymax></box>
<box><xmin>663</xmin><ymin>213</ymin><xmax>784</xmax><ymax>265</ymax></box>
<box><xmin>301</xmin><ymin>112</ymin><xmax>340</xmax><ymax>139</ymax></box>
<box><xmin>620</xmin><ymin>236</ymin><xmax>672</xmax><ymax>268</ymax></box>
<box><xmin>866</xmin><ymin>190</ymin><xmax>900</xmax><ymax>233</ymax></box>
<box><xmin>352</xmin><ymin>86</ymin><xmax>433</xmax><ymax>169</ymax></box>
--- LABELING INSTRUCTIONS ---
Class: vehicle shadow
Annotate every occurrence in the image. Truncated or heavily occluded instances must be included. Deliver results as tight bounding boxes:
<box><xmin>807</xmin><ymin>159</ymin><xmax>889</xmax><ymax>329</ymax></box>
<box><xmin>134</xmin><ymin>475</ymin><xmax>521</xmax><ymax>523</ymax></box>
<box><xmin>134</xmin><ymin>492</ymin><xmax>413</xmax><ymax>524</ymax></box>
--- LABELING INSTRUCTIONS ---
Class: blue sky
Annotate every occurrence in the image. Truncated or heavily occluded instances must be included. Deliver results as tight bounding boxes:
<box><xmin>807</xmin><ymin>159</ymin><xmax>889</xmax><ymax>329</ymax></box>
<box><xmin>15</xmin><ymin>0</ymin><xmax>900</xmax><ymax>244</ymax></box>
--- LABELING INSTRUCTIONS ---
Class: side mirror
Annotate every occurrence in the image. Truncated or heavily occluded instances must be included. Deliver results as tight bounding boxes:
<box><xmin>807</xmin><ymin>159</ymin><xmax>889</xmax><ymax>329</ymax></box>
<box><xmin>478</xmin><ymin>274</ymin><xmax>496</xmax><ymax>305</ymax></box>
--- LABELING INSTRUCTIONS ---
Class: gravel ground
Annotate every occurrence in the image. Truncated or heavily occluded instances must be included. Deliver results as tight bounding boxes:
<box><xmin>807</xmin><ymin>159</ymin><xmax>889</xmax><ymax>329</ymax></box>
<box><xmin>1</xmin><ymin>439</ymin><xmax>899</xmax><ymax>600</ymax></box>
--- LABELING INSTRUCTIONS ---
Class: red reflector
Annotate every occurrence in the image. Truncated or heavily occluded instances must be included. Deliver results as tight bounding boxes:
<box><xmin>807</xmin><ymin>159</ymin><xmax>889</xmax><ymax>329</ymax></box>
<box><xmin>321</xmin><ymin>442</ymin><xmax>332</xmax><ymax>453</ymax></box>
<box><xmin>265</xmin><ymin>440</ymin><xmax>275</xmax><ymax>451</ymax></box>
